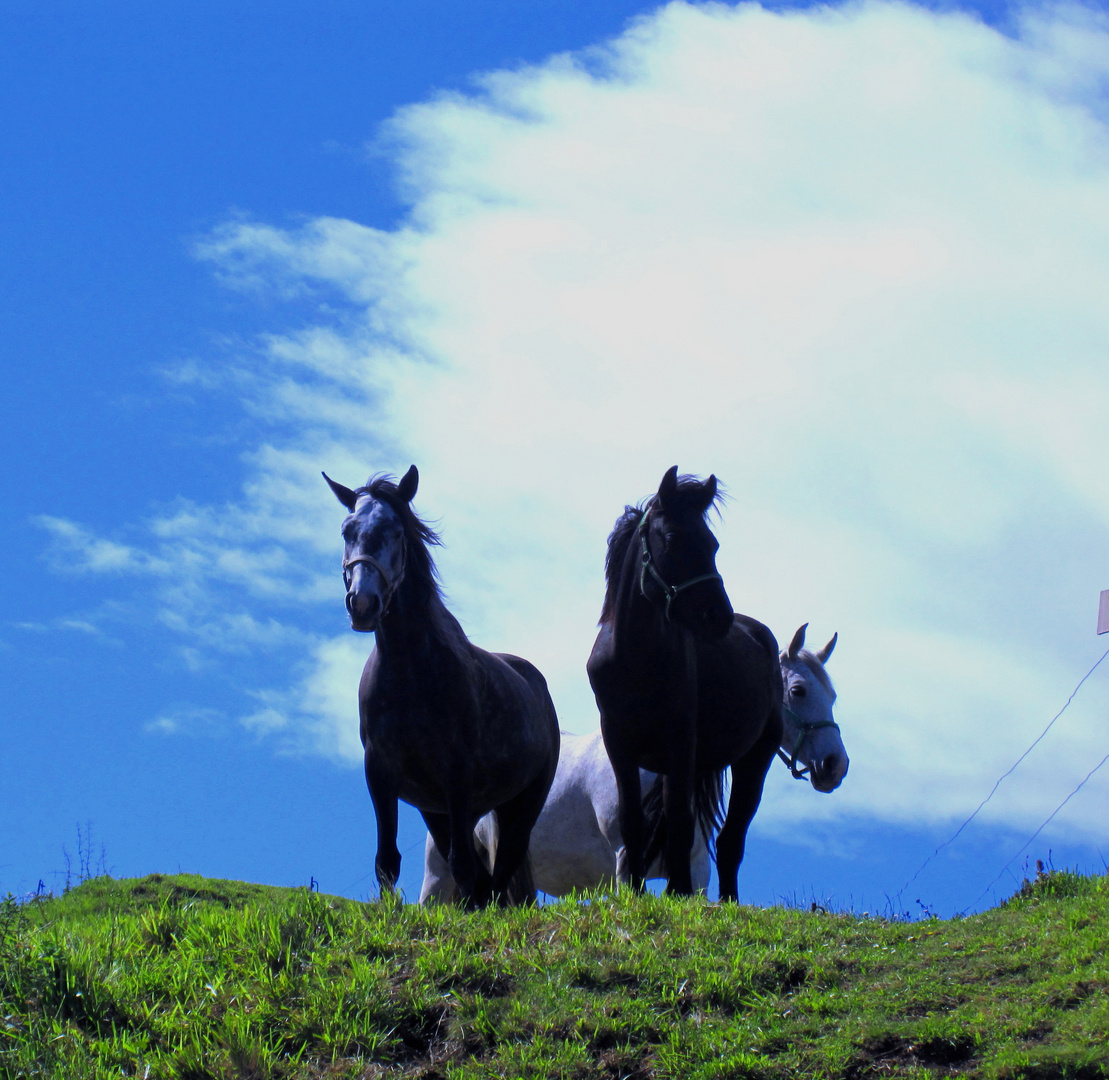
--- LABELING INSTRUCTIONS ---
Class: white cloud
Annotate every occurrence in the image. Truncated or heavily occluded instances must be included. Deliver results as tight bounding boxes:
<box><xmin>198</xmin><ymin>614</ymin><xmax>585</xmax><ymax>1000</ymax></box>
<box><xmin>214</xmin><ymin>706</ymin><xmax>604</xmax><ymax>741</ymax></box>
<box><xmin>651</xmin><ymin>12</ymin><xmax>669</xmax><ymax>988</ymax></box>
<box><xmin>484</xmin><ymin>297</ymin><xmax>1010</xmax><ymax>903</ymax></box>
<box><xmin>241</xmin><ymin>635</ymin><xmax>368</xmax><ymax>762</ymax></box>
<box><xmin>56</xmin><ymin>0</ymin><xmax>1109</xmax><ymax>839</ymax></box>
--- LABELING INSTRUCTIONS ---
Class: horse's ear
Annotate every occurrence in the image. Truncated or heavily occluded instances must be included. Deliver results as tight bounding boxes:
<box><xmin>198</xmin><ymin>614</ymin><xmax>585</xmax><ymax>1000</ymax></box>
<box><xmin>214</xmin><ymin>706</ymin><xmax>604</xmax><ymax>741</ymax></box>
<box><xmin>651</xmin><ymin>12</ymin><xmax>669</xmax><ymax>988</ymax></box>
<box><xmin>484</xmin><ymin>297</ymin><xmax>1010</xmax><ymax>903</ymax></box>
<box><xmin>657</xmin><ymin>465</ymin><xmax>679</xmax><ymax>508</ymax></box>
<box><xmin>323</xmin><ymin>472</ymin><xmax>358</xmax><ymax>511</ymax></box>
<box><xmin>397</xmin><ymin>465</ymin><xmax>419</xmax><ymax>503</ymax></box>
<box><xmin>815</xmin><ymin>632</ymin><xmax>837</xmax><ymax>665</ymax></box>
<box><xmin>698</xmin><ymin>474</ymin><xmax>718</xmax><ymax>513</ymax></box>
<box><xmin>787</xmin><ymin>623</ymin><xmax>808</xmax><ymax>660</ymax></box>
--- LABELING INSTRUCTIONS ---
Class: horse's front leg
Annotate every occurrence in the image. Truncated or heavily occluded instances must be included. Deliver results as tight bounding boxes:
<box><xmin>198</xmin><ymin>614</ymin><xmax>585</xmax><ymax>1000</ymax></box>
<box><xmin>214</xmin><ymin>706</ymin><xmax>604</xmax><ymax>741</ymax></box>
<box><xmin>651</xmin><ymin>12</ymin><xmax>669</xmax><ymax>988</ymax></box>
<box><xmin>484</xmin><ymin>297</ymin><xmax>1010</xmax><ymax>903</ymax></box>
<box><xmin>662</xmin><ymin>758</ymin><xmax>696</xmax><ymax>897</ymax></box>
<box><xmin>610</xmin><ymin>752</ymin><xmax>646</xmax><ymax>891</ymax></box>
<box><xmin>715</xmin><ymin>730</ymin><xmax>778</xmax><ymax>901</ymax></box>
<box><xmin>365</xmin><ymin>750</ymin><xmax>401</xmax><ymax>894</ymax></box>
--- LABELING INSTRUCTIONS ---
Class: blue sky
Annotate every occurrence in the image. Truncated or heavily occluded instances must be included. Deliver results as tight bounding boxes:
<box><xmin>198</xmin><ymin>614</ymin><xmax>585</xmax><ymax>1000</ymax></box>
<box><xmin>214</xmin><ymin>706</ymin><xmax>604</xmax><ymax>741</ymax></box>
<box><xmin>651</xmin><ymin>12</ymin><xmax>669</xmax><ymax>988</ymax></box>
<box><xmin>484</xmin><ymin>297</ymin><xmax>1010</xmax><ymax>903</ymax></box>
<box><xmin>4</xmin><ymin>0</ymin><xmax>1109</xmax><ymax>915</ymax></box>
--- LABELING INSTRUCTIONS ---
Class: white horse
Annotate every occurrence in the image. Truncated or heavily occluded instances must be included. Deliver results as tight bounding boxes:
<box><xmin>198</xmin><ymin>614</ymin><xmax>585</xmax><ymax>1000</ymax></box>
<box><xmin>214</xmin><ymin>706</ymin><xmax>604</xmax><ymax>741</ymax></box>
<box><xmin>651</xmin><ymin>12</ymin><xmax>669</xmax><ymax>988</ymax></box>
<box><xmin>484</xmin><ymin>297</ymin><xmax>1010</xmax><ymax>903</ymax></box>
<box><xmin>420</xmin><ymin>624</ymin><xmax>846</xmax><ymax>901</ymax></box>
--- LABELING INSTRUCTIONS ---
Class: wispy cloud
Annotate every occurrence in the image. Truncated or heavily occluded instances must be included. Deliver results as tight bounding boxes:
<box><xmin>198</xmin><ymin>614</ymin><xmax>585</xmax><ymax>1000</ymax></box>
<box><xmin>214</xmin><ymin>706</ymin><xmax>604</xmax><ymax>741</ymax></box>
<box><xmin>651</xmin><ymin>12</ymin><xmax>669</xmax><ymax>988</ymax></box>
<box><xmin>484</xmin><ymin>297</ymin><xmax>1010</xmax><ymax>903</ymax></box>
<box><xmin>239</xmin><ymin>635</ymin><xmax>368</xmax><ymax>762</ymax></box>
<box><xmin>48</xmin><ymin>0</ymin><xmax>1109</xmax><ymax>836</ymax></box>
<box><xmin>37</xmin><ymin>516</ymin><xmax>167</xmax><ymax>575</ymax></box>
<box><xmin>146</xmin><ymin>706</ymin><xmax>228</xmax><ymax>737</ymax></box>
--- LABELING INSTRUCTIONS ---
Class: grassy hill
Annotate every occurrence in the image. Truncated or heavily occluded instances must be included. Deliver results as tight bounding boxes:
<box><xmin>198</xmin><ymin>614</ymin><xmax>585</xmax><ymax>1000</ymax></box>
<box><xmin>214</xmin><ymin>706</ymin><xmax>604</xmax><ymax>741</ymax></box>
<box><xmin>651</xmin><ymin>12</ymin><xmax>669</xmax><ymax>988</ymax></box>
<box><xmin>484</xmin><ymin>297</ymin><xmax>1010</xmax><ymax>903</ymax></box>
<box><xmin>2</xmin><ymin>867</ymin><xmax>1106</xmax><ymax>1079</ymax></box>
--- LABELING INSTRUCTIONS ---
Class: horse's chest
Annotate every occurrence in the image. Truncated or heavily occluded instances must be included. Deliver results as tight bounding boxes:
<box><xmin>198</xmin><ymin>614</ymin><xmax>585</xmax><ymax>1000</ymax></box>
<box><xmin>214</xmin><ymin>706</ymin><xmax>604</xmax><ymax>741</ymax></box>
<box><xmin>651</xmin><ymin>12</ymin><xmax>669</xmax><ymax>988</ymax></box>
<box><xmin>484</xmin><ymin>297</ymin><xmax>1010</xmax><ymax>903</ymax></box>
<box><xmin>598</xmin><ymin>653</ymin><xmax>773</xmax><ymax>772</ymax></box>
<box><xmin>361</xmin><ymin>678</ymin><xmax>546</xmax><ymax>811</ymax></box>
<box><xmin>362</xmin><ymin>693</ymin><xmax>456</xmax><ymax>763</ymax></box>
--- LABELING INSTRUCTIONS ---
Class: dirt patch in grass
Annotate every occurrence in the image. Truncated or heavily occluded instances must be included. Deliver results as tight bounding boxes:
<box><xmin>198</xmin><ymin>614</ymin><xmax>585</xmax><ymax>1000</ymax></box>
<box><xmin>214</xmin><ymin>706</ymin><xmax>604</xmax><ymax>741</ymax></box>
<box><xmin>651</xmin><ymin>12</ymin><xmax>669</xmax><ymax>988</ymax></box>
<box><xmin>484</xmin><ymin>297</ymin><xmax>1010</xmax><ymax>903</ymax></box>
<box><xmin>847</xmin><ymin>1032</ymin><xmax>979</xmax><ymax>1076</ymax></box>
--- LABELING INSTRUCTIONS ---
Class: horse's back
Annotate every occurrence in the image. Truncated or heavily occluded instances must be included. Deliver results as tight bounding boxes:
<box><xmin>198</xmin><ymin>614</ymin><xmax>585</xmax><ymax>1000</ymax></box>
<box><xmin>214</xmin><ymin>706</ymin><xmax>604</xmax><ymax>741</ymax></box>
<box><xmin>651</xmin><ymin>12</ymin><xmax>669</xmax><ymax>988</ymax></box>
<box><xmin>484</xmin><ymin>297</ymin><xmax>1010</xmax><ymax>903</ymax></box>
<box><xmin>493</xmin><ymin>651</ymin><xmax>558</xmax><ymax>715</ymax></box>
<box><xmin>731</xmin><ymin>614</ymin><xmax>779</xmax><ymax>663</ymax></box>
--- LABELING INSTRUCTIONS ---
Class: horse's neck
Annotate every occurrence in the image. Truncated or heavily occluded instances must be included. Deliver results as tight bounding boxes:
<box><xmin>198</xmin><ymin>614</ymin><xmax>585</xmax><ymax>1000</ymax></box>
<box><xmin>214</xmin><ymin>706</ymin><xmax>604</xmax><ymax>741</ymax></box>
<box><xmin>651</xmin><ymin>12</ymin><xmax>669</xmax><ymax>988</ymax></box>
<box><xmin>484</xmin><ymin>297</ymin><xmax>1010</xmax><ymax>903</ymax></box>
<box><xmin>609</xmin><ymin>542</ymin><xmax>691</xmax><ymax>674</ymax></box>
<box><xmin>375</xmin><ymin>580</ymin><xmax>469</xmax><ymax>671</ymax></box>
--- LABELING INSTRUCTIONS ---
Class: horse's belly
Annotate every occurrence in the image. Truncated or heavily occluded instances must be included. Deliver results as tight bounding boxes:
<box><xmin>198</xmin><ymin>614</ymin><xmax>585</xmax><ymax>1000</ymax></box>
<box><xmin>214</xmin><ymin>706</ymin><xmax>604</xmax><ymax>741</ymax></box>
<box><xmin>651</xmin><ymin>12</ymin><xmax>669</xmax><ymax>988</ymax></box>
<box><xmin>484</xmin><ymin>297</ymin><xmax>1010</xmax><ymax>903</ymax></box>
<box><xmin>608</xmin><ymin>692</ymin><xmax>774</xmax><ymax>774</ymax></box>
<box><xmin>534</xmin><ymin>843</ymin><xmax>616</xmax><ymax>896</ymax></box>
<box><xmin>366</xmin><ymin>709</ymin><xmax>553</xmax><ymax>815</ymax></box>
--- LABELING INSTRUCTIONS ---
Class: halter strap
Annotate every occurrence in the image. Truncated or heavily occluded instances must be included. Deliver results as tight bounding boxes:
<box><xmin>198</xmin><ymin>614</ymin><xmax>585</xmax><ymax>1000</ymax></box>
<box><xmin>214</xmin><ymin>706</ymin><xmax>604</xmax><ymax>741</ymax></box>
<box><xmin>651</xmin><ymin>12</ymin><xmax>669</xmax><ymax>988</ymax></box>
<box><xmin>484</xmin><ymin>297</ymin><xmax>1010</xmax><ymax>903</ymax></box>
<box><xmin>636</xmin><ymin>510</ymin><xmax>723</xmax><ymax>622</ymax></box>
<box><xmin>343</xmin><ymin>552</ymin><xmax>400</xmax><ymax>594</ymax></box>
<box><xmin>778</xmin><ymin>705</ymin><xmax>841</xmax><ymax>779</ymax></box>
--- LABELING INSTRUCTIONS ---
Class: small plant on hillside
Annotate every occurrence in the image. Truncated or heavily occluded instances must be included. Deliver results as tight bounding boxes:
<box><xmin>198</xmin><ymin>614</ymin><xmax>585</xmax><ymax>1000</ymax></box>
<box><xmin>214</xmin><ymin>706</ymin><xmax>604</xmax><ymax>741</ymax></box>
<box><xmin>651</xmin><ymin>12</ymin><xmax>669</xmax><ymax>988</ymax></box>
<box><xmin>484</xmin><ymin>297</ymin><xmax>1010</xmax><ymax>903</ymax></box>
<box><xmin>61</xmin><ymin>821</ymin><xmax>110</xmax><ymax>892</ymax></box>
<box><xmin>1004</xmin><ymin>857</ymin><xmax>1095</xmax><ymax>905</ymax></box>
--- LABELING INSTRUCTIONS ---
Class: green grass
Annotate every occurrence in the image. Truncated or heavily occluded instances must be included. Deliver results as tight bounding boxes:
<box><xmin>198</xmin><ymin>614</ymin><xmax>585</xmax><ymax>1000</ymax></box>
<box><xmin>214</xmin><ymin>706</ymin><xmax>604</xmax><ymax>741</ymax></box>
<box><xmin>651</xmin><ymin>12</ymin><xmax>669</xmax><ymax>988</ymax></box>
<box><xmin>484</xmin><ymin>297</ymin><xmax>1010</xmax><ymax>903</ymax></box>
<box><xmin>2</xmin><ymin>867</ymin><xmax>1107</xmax><ymax>1078</ymax></box>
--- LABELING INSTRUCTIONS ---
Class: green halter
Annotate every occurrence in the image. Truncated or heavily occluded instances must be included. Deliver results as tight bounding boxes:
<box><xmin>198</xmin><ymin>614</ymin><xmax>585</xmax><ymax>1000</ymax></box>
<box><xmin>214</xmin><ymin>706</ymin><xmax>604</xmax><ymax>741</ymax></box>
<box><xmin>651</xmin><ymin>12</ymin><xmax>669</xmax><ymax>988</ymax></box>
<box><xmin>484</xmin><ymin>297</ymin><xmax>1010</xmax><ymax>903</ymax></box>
<box><xmin>637</xmin><ymin>510</ymin><xmax>723</xmax><ymax>622</ymax></box>
<box><xmin>778</xmin><ymin>705</ymin><xmax>841</xmax><ymax>779</ymax></box>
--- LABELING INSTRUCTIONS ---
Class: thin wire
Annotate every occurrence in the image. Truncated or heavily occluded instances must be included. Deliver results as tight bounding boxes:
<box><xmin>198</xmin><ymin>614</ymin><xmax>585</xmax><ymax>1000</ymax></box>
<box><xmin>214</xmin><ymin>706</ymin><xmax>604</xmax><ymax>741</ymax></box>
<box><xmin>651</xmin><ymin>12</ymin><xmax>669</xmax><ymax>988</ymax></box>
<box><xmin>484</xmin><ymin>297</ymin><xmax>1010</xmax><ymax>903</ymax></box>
<box><xmin>897</xmin><ymin>645</ymin><xmax>1109</xmax><ymax>899</ymax></box>
<box><xmin>964</xmin><ymin>745</ymin><xmax>1109</xmax><ymax>914</ymax></box>
<box><xmin>343</xmin><ymin>833</ymin><xmax>428</xmax><ymax>897</ymax></box>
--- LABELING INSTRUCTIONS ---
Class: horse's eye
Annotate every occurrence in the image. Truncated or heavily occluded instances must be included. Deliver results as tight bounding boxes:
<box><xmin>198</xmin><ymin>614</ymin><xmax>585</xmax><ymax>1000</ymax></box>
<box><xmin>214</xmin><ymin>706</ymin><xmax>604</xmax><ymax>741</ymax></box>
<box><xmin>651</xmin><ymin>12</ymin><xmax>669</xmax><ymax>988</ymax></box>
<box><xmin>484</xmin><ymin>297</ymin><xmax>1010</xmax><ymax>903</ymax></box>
<box><xmin>790</xmin><ymin>684</ymin><xmax>807</xmax><ymax>698</ymax></box>
<box><xmin>664</xmin><ymin>533</ymin><xmax>676</xmax><ymax>550</ymax></box>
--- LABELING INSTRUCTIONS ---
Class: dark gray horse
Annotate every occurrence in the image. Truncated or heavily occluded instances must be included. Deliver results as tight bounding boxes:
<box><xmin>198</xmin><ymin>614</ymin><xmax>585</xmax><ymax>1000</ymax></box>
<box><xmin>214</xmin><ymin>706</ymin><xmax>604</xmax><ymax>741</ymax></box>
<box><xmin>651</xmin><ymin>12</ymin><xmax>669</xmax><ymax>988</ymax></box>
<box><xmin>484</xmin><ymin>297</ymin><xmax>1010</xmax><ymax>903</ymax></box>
<box><xmin>587</xmin><ymin>466</ymin><xmax>783</xmax><ymax>899</ymax></box>
<box><xmin>324</xmin><ymin>465</ymin><xmax>560</xmax><ymax>906</ymax></box>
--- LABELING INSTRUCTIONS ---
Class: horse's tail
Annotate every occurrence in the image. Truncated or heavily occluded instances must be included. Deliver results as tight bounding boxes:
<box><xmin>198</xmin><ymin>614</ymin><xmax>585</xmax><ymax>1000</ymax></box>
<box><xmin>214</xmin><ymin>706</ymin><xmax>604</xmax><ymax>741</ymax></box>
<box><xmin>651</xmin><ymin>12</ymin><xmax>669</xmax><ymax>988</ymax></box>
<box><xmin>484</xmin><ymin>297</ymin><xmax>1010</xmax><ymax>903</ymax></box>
<box><xmin>696</xmin><ymin>771</ymin><xmax>727</xmax><ymax>862</ymax></box>
<box><xmin>642</xmin><ymin>771</ymin><xmax>727</xmax><ymax>875</ymax></box>
<box><xmin>641</xmin><ymin>775</ymin><xmax>666</xmax><ymax>872</ymax></box>
<box><xmin>483</xmin><ymin>811</ymin><xmax>538</xmax><ymax>905</ymax></box>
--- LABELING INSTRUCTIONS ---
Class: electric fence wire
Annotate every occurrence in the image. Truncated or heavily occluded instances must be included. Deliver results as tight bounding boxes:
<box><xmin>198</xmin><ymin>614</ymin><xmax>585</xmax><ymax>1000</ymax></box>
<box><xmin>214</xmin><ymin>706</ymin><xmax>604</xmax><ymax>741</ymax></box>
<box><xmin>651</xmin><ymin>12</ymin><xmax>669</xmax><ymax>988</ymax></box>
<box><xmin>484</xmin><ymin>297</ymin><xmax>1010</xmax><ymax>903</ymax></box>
<box><xmin>963</xmin><ymin>743</ymin><xmax>1109</xmax><ymax>913</ymax></box>
<box><xmin>896</xmin><ymin>644</ymin><xmax>1109</xmax><ymax>903</ymax></box>
<box><xmin>343</xmin><ymin>830</ymin><xmax>429</xmax><ymax>899</ymax></box>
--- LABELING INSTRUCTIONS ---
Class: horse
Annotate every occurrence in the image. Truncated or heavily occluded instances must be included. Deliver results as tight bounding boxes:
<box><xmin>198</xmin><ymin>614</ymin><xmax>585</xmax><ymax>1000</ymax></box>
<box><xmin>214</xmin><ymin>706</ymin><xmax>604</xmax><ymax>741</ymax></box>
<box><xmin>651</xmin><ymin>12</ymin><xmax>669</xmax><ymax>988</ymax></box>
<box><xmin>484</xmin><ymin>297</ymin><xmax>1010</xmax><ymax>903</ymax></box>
<box><xmin>586</xmin><ymin>466</ymin><xmax>781</xmax><ymax>900</ymax></box>
<box><xmin>323</xmin><ymin>465</ymin><xmax>560</xmax><ymax>906</ymax></box>
<box><xmin>419</xmin><ymin>624</ymin><xmax>847</xmax><ymax>901</ymax></box>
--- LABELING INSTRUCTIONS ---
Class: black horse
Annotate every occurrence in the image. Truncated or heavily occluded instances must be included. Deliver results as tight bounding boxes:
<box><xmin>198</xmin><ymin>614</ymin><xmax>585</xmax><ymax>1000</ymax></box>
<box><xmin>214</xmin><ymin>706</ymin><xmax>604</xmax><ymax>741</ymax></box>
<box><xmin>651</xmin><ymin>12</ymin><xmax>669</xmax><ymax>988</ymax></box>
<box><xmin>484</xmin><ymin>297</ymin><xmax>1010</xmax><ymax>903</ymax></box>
<box><xmin>586</xmin><ymin>466</ymin><xmax>783</xmax><ymax>899</ymax></box>
<box><xmin>324</xmin><ymin>465</ymin><xmax>560</xmax><ymax>906</ymax></box>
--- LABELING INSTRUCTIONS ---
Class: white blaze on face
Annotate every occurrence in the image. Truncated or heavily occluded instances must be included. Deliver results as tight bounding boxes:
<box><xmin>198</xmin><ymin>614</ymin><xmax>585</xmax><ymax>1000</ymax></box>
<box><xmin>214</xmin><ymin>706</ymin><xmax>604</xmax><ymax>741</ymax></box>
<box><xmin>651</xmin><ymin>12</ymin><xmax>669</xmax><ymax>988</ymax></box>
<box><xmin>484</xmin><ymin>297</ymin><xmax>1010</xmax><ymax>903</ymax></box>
<box><xmin>343</xmin><ymin>497</ymin><xmax>406</xmax><ymax>626</ymax></box>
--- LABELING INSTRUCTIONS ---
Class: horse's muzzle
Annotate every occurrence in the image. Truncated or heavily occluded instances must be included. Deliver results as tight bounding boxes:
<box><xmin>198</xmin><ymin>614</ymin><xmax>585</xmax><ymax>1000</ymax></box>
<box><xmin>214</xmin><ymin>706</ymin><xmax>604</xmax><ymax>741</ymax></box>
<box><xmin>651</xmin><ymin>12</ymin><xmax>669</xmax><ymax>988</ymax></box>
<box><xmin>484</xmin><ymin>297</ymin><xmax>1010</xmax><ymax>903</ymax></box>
<box><xmin>810</xmin><ymin>753</ymin><xmax>848</xmax><ymax>793</ymax></box>
<box><xmin>346</xmin><ymin>589</ymin><xmax>382</xmax><ymax>632</ymax></box>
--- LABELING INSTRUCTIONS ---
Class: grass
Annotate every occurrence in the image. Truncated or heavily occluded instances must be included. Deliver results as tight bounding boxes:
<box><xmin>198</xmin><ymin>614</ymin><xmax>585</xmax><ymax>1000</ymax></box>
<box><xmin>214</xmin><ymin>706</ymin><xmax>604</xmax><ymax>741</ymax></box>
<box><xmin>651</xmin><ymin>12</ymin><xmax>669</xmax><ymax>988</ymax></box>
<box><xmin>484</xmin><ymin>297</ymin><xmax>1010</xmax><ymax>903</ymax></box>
<box><xmin>2</xmin><ymin>866</ymin><xmax>1107</xmax><ymax>1078</ymax></box>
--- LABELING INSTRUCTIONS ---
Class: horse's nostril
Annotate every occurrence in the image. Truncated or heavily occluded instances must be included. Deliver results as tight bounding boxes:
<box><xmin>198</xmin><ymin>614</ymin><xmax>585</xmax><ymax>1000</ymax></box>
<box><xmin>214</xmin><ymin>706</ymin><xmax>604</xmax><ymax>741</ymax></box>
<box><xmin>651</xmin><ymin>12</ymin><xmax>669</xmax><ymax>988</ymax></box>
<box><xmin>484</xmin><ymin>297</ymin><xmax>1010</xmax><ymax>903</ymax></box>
<box><xmin>815</xmin><ymin>754</ymin><xmax>847</xmax><ymax>787</ymax></box>
<box><xmin>347</xmin><ymin>590</ymin><xmax>382</xmax><ymax>627</ymax></box>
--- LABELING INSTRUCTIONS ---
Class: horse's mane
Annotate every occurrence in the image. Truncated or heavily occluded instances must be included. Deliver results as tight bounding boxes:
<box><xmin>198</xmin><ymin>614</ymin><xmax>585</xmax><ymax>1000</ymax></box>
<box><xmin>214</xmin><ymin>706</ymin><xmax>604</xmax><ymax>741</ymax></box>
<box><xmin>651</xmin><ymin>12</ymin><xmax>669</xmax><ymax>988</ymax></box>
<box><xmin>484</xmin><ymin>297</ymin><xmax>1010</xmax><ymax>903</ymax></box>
<box><xmin>599</xmin><ymin>474</ymin><xmax>724</xmax><ymax>623</ymax></box>
<box><xmin>600</xmin><ymin>505</ymin><xmax>645</xmax><ymax>622</ymax></box>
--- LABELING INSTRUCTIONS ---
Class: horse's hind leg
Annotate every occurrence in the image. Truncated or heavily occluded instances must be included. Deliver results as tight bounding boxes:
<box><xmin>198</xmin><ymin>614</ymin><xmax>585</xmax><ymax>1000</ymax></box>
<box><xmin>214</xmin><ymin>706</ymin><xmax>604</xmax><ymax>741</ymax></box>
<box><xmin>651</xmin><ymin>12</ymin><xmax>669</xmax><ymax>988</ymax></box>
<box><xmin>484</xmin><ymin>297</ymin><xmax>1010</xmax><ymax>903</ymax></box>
<box><xmin>715</xmin><ymin>728</ymin><xmax>779</xmax><ymax>902</ymax></box>
<box><xmin>438</xmin><ymin>792</ymin><xmax>489</xmax><ymax>909</ymax></box>
<box><xmin>609</xmin><ymin>754</ymin><xmax>646</xmax><ymax>891</ymax></box>
<box><xmin>490</xmin><ymin>770</ymin><xmax>550</xmax><ymax>906</ymax></box>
